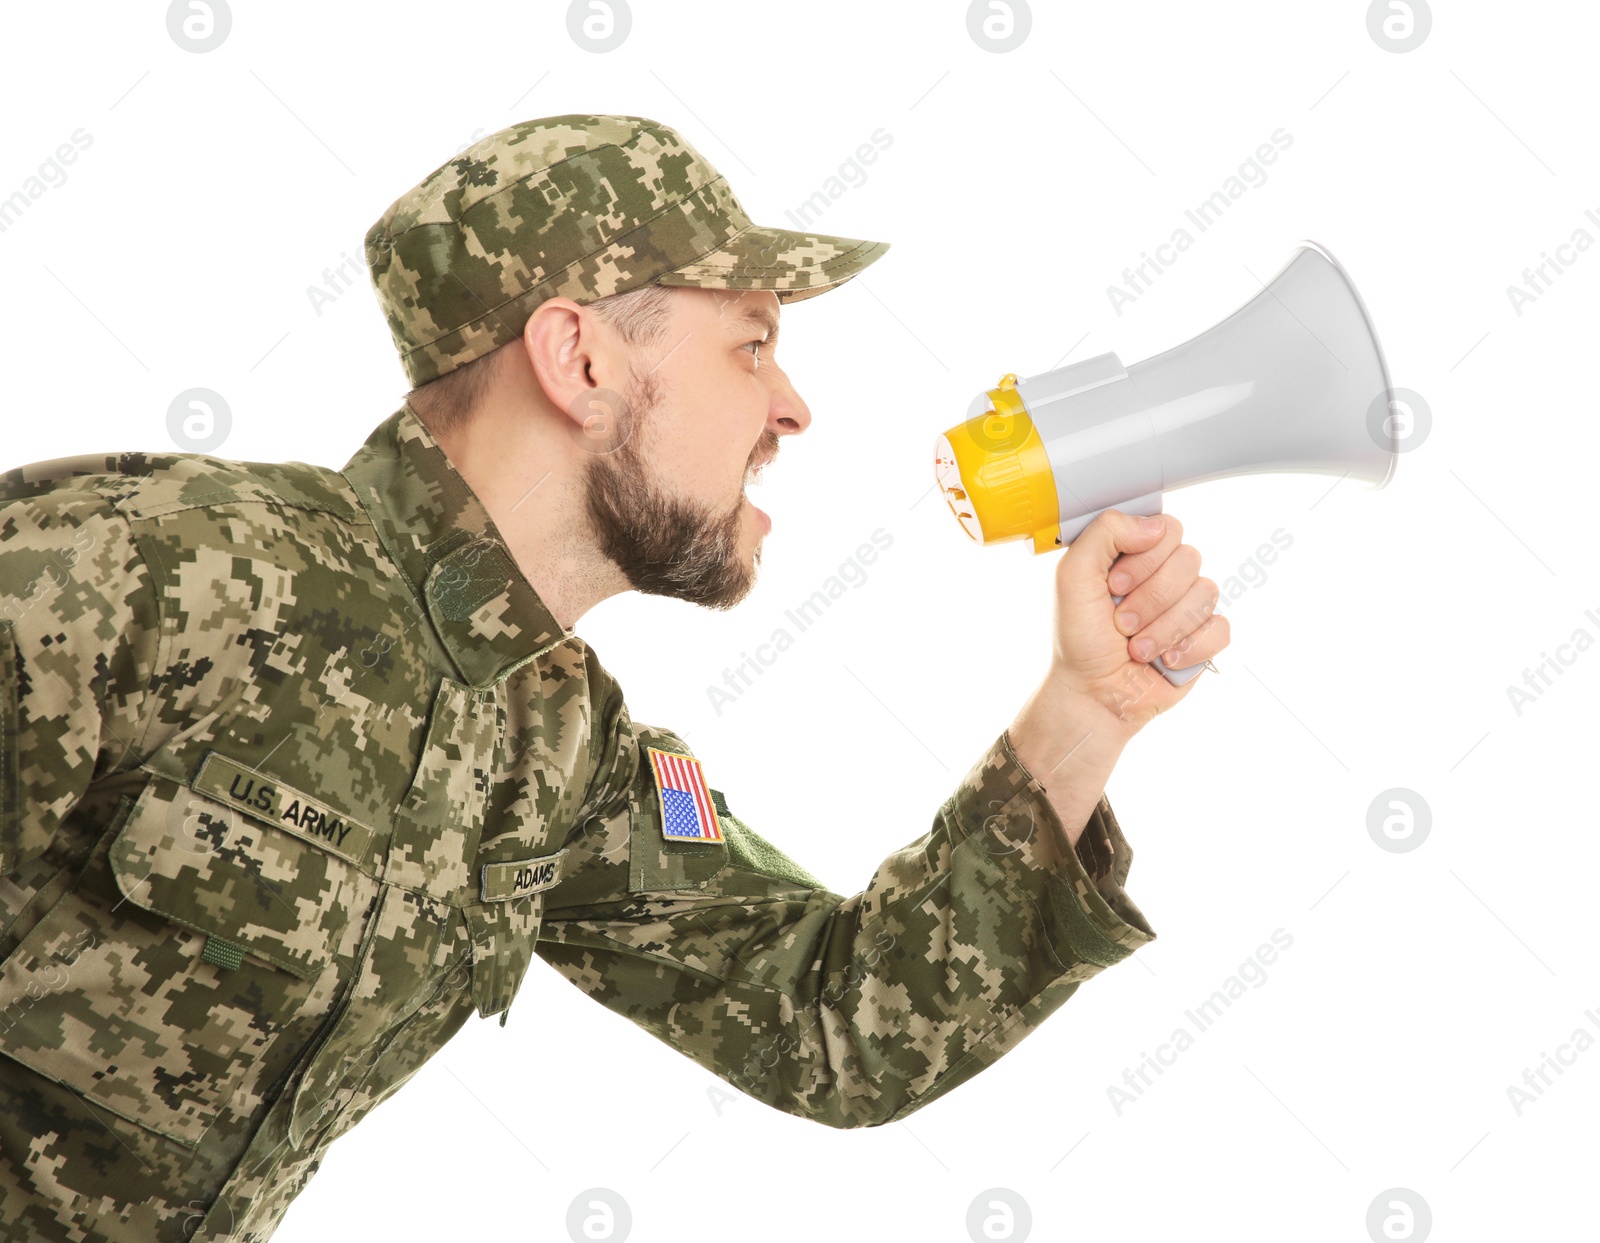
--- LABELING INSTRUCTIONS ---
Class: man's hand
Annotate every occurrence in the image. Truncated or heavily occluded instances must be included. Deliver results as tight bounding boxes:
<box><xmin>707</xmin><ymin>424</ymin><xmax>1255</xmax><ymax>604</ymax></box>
<box><xmin>1004</xmin><ymin>508</ymin><xmax>1229</xmax><ymax>851</ymax></box>
<box><xmin>1049</xmin><ymin>508</ymin><xmax>1228</xmax><ymax>735</ymax></box>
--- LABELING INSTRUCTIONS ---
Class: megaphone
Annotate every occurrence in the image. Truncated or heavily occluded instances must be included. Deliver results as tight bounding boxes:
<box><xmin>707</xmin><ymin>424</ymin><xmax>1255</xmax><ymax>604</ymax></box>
<box><xmin>933</xmin><ymin>240</ymin><xmax>1397</xmax><ymax>686</ymax></box>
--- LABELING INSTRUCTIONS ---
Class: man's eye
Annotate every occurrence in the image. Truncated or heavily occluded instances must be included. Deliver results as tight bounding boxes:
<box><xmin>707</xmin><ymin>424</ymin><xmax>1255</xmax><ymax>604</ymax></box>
<box><xmin>743</xmin><ymin>339</ymin><xmax>765</xmax><ymax>366</ymax></box>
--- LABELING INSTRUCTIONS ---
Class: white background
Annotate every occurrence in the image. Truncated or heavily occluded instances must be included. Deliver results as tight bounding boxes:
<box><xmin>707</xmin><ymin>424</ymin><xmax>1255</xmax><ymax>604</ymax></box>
<box><xmin>2</xmin><ymin>1</ymin><xmax>1596</xmax><ymax>1240</ymax></box>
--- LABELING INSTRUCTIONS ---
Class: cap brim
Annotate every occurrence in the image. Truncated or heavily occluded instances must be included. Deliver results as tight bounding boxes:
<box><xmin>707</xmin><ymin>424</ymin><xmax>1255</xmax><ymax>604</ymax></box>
<box><xmin>652</xmin><ymin>223</ymin><xmax>889</xmax><ymax>304</ymax></box>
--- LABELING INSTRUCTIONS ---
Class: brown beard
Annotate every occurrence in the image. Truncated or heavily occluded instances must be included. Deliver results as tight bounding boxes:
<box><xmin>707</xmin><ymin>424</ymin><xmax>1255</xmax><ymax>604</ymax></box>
<box><xmin>583</xmin><ymin>367</ymin><xmax>776</xmax><ymax>610</ymax></box>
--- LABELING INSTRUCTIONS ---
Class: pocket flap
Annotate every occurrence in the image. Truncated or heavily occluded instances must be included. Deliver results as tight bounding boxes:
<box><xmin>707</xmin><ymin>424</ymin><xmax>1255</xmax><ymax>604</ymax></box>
<box><xmin>110</xmin><ymin>770</ymin><xmax>353</xmax><ymax>979</ymax></box>
<box><xmin>464</xmin><ymin>892</ymin><xmax>545</xmax><ymax>1020</ymax></box>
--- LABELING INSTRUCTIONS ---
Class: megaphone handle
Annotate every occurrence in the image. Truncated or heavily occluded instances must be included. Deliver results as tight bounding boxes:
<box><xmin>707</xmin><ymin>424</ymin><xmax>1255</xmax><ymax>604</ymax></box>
<box><xmin>1109</xmin><ymin>593</ymin><xmax>1207</xmax><ymax>687</ymax></box>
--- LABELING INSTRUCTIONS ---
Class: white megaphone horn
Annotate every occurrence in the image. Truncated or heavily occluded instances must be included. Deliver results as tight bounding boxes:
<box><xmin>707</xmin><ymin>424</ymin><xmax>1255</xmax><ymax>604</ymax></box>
<box><xmin>933</xmin><ymin>240</ymin><xmax>1398</xmax><ymax>687</ymax></box>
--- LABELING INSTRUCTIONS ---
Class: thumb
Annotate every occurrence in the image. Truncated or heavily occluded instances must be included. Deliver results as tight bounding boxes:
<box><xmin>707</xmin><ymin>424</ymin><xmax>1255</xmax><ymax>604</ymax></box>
<box><xmin>1058</xmin><ymin>508</ymin><xmax>1168</xmax><ymax>597</ymax></box>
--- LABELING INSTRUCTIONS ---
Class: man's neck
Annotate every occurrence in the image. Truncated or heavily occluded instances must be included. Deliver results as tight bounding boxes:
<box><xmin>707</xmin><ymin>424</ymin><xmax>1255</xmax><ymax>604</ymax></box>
<box><xmin>429</xmin><ymin>407</ymin><xmax>631</xmax><ymax>632</ymax></box>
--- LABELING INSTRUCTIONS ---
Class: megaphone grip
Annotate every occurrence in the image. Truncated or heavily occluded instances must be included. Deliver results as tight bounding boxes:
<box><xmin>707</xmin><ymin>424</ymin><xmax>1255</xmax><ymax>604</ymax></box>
<box><xmin>1109</xmin><ymin>593</ymin><xmax>1207</xmax><ymax>687</ymax></box>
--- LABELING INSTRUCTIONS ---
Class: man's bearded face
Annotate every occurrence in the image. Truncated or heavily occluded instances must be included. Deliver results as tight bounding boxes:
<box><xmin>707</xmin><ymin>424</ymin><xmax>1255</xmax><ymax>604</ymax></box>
<box><xmin>583</xmin><ymin>365</ymin><xmax>778</xmax><ymax>611</ymax></box>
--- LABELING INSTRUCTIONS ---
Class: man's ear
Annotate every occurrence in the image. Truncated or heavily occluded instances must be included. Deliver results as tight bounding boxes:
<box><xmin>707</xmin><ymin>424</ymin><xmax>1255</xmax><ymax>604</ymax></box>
<box><xmin>524</xmin><ymin>298</ymin><xmax>603</xmax><ymax>432</ymax></box>
<box><xmin>524</xmin><ymin>298</ymin><xmax>642</xmax><ymax>455</ymax></box>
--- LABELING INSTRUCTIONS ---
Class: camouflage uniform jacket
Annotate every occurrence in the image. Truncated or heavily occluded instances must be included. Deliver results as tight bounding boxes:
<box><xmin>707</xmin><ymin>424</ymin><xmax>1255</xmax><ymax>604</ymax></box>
<box><xmin>0</xmin><ymin>406</ymin><xmax>1156</xmax><ymax>1241</ymax></box>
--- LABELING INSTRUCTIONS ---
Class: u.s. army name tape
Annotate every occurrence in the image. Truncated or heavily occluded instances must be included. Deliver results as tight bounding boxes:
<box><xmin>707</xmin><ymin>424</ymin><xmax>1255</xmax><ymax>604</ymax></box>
<box><xmin>194</xmin><ymin>753</ymin><xmax>376</xmax><ymax>865</ymax></box>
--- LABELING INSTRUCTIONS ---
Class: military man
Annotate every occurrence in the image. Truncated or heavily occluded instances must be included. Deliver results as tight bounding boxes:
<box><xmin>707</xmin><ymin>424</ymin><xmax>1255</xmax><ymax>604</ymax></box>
<box><xmin>0</xmin><ymin>114</ymin><xmax>1227</xmax><ymax>1241</ymax></box>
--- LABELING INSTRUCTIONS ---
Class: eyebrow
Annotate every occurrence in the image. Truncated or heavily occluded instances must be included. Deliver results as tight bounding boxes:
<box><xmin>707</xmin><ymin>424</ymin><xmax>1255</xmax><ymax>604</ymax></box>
<box><xmin>731</xmin><ymin>306</ymin><xmax>780</xmax><ymax>343</ymax></box>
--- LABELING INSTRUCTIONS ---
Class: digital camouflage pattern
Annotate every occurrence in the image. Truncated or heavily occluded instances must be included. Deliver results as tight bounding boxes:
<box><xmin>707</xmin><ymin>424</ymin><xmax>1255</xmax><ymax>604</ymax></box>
<box><xmin>0</xmin><ymin>407</ymin><xmax>1155</xmax><ymax>1241</ymax></box>
<box><xmin>367</xmin><ymin>114</ymin><xmax>893</xmax><ymax>388</ymax></box>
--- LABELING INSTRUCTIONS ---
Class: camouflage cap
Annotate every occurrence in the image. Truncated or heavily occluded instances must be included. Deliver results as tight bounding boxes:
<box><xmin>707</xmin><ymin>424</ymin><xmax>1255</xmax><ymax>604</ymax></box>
<box><xmin>365</xmin><ymin>114</ymin><xmax>891</xmax><ymax>388</ymax></box>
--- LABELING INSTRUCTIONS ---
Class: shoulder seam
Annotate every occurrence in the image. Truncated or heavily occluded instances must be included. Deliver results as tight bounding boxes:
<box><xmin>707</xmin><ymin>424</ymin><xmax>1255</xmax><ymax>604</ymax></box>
<box><xmin>115</xmin><ymin>491</ymin><xmax>366</xmax><ymax>524</ymax></box>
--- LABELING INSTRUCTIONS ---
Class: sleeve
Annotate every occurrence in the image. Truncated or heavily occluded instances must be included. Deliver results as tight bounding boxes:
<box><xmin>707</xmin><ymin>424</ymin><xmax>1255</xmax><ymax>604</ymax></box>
<box><xmin>535</xmin><ymin>681</ymin><xmax>1157</xmax><ymax>1130</ymax></box>
<box><xmin>0</xmin><ymin>487</ymin><xmax>161</xmax><ymax>881</ymax></box>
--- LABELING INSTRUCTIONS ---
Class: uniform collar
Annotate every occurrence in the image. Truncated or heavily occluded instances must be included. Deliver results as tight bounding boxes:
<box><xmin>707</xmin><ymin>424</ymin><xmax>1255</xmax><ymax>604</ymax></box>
<box><xmin>341</xmin><ymin>404</ymin><xmax>575</xmax><ymax>687</ymax></box>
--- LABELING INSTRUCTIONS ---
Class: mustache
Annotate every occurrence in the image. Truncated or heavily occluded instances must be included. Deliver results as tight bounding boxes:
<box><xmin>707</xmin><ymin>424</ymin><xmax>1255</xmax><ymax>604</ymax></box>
<box><xmin>748</xmin><ymin>429</ymin><xmax>780</xmax><ymax>472</ymax></box>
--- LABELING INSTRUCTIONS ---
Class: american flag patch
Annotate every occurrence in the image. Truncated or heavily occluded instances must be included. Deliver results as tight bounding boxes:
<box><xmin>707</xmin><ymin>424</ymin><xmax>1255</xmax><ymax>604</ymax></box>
<box><xmin>645</xmin><ymin>747</ymin><xmax>724</xmax><ymax>843</ymax></box>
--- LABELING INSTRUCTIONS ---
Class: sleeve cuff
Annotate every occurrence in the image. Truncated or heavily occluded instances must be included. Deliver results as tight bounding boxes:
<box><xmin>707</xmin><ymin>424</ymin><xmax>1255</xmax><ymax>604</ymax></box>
<box><xmin>952</xmin><ymin>729</ymin><xmax>1156</xmax><ymax>969</ymax></box>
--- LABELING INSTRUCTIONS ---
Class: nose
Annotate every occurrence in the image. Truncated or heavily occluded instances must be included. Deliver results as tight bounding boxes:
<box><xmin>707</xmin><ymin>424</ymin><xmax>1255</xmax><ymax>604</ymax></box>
<box><xmin>766</xmin><ymin>366</ymin><xmax>811</xmax><ymax>436</ymax></box>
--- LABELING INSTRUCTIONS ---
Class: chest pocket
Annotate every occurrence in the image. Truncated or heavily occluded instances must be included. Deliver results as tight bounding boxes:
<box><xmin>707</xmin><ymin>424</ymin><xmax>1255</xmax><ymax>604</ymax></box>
<box><xmin>464</xmin><ymin>847</ymin><xmax>567</xmax><ymax>1020</ymax></box>
<box><xmin>386</xmin><ymin>678</ymin><xmax>497</xmax><ymax>897</ymax></box>
<box><xmin>0</xmin><ymin>761</ymin><xmax>374</xmax><ymax>1146</ymax></box>
<box><xmin>389</xmin><ymin>675</ymin><xmax>551</xmax><ymax>1023</ymax></box>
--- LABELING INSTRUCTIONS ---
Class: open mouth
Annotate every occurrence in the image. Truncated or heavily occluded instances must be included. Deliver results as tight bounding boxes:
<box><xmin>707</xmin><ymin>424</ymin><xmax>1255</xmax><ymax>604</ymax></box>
<box><xmin>742</xmin><ymin>458</ymin><xmax>772</xmax><ymax>530</ymax></box>
<box><xmin>743</xmin><ymin>454</ymin><xmax>772</xmax><ymax>490</ymax></box>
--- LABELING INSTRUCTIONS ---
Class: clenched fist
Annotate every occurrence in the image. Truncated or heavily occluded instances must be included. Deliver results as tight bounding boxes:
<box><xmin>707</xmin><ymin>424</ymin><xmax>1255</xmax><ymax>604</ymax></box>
<box><xmin>1050</xmin><ymin>508</ymin><xmax>1229</xmax><ymax>731</ymax></box>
